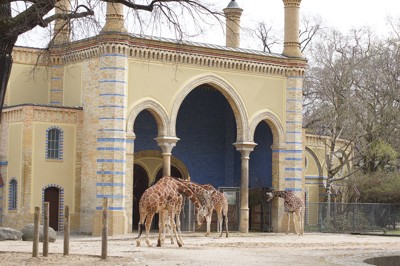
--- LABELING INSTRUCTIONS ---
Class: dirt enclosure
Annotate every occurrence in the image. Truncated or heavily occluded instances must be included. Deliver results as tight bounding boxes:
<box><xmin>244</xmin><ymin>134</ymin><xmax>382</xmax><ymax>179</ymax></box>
<box><xmin>0</xmin><ymin>232</ymin><xmax>399</xmax><ymax>265</ymax></box>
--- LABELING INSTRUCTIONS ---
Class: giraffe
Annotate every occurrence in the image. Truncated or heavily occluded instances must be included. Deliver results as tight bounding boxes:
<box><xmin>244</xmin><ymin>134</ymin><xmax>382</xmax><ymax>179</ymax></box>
<box><xmin>161</xmin><ymin>194</ymin><xmax>183</xmax><ymax>245</ymax></box>
<box><xmin>178</xmin><ymin>180</ymin><xmax>228</xmax><ymax>237</ymax></box>
<box><xmin>202</xmin><ymin>184</ymin><xmax>229</xmax><ymax>237</ymax></box>
<box><xmin>265</xmin><ymin>190</ymin><xmax>305</xmax><ymax>235</ymax></box>
<box><xmin>135</xmin><ymin>176</ymin><xmax>207</xmax><ymax>247</ymax></box>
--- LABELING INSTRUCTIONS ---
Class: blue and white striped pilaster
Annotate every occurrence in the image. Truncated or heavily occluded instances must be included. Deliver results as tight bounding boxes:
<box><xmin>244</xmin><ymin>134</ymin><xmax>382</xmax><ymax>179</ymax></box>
<box><xmin>96</xmin><ymin>52</ymin><xmax>128</xmax><ymax>212</ymax></box>
<box><xmin>284</xmin><ymin>76</ymin><xmax>304</xmax><ymax>193</ymax></box>
<box><xmin>50</xmin><ymin>65</ymin><xmax>64</xmax><ymax>105</ymax></box>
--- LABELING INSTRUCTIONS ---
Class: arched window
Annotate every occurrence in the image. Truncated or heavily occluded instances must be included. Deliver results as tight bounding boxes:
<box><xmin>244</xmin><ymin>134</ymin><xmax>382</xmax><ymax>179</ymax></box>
<box><xmin>9</xmin><ymin>179</ymin><xmax>17</xmax><ymax>210</ymax></box>
<box><xmin>46</xmin><ymin>127</ymin><xmax>63</xmax><ymax>159</ymax></box>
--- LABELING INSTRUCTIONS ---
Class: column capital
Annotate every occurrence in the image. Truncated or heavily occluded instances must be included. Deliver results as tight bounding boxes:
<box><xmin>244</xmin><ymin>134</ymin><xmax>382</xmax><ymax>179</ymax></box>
<box><xmin>234</xmin><ymin>142</ymin><xmax>257</xmax><ymax>159</ymax></box>
<box><xmin>155</xmin><ymin>136</ymin><xmax>180</xmax><ymax>154</ymax></box>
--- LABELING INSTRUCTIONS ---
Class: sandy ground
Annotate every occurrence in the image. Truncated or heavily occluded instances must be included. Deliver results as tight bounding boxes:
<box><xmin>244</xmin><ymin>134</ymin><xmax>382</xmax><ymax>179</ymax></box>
<box><xmin>0</xmin><ymin>232</ymin><xmax>399</xmax><ymax>266</ymax></box>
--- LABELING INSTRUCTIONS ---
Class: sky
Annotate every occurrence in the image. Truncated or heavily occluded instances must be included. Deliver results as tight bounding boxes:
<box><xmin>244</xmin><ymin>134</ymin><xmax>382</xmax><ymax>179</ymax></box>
<box><xmin>15</xmin><ymin>0</ymin><xmax>400</xmax><ymax>49</ymax></box>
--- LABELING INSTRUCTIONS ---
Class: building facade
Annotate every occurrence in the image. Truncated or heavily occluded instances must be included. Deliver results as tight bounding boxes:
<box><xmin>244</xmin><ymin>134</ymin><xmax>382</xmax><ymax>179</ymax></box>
<box><xmin>0</xmin><ymin>1</ymin><xmax>337</xmax><ymax>235</ymax></box>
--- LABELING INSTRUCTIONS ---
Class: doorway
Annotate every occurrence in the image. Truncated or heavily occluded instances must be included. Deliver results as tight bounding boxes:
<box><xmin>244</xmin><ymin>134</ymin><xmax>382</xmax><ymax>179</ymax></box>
<box><xmin>44</xmin><ymin>187</ymin><xmax>60</xmax><ymax>231</ymax></box>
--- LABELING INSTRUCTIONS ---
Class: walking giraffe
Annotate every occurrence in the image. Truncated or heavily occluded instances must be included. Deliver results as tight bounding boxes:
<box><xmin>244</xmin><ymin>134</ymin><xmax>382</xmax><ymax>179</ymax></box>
<box><xmin>135</xmin><ymin>176</ymin><xmax>207</xmax><ymax>247</ymax></box>
<box><xmin>265</xmin><ymin>190</ymin><xmax>305</xmax><ymax>235</ymax></box>
<box><xmin>178</xmin><ymin>180</ymin><xmax>229</xmax><ymax>237</ymax></box>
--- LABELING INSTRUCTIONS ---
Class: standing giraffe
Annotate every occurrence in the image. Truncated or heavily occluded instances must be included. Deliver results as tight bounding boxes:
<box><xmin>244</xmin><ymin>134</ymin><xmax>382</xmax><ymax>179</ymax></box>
<box><xmin>265</xmin><ymin>190</ymin><xmax>304</xmax><ymax>235</ymax></box>
<box><xmin>135</xmin><ymin>176</ymin><xmax>207</xmax><ymax>247</ymax></box>
<box><xmin>202</xmin><ymin>184</ymin><xmax>229</xmax><ymax>237</ymax></box>
<box><xmin>179</xmin><ymin>180</ymin><xmax>228</xmax><ymax>237</ymax></box>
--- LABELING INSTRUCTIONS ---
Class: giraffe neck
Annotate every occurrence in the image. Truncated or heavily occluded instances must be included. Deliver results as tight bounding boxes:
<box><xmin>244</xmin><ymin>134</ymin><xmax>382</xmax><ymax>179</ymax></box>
<box><xmin>272</xmin><ymin>191</ymin><xmax>291</xmax><ymax>199</ymax></box>
<box><xmin>173</xmin><ymin>180</ymin><xmax>202</xmax><ymax>209</ymax></box>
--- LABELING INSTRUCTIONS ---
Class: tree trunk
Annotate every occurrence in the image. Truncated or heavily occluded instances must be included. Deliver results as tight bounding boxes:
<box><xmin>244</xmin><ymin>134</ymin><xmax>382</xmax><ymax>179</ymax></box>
<box><xmin>0</xmin><ymin>3</ymin><xmax>17</xmax><ymax>113</ymax></box>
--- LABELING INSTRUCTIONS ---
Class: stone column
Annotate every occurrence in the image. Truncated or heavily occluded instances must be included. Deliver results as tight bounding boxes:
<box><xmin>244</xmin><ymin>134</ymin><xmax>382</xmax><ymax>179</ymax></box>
<box><xmin>155</xmin><ymin>137</ymin><xmax>179</xmax><ymax>177</ymax></box>
<box><xmin>102</xmin><ymin>2</ymin><xmax>127</xmax><ymax>33</ymax></box>
<box><xmin>234</xmin><ymin>142</ymin><xmax>256</xmax><ymax>233</ymax></box>
<box><xmin>282</xmin><ymin>0</ymin><xmax>302</xmax><ymax>57</ymax></box>
<box><xmin>53</xmin><ymin>0</ymin><xmax>71</xmax><ymax>44</ymax></box>
<box><xmin>92</xmin><ymin>42</ymin><xmax>129</xmax><ymax>236</ymax></box>
<box><xmin>125</xmin><ymin>132</ymin><xmax>135</xmax><ymax>233</ymax></box>
<box><xmin>223</xmin><ymin>0</ymin><xmax>243</xmax><ymax>48</ymax></box>
<box><xmin>271</xmin><ymin>142</ymin><xmax>287</xmax><ymax>232</ymax></box>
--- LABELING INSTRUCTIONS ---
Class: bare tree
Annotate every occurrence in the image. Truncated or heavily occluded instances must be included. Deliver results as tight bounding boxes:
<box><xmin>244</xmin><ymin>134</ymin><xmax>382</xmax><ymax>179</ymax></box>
<box><xmin>254</xmin><ymin>21</ymin><xmax>279</xmax><ymax>53</ymax></box>
<box><xmin>304</xmin><ymin>27</ymin><xmax>400</xmax><ymax>204</ymax></box>
<box><xmin>253</xmin><ymin>14</ymin><xmax>322</xmax><ymax>54</ymax></box>
<box><xmin>0</xmin><ymin>0</ymin><xmax>222</xmax><ymax>112</ymax></box>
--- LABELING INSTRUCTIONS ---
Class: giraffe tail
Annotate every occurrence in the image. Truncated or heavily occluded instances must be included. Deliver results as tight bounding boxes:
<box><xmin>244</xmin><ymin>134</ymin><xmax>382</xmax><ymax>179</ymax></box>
<box><xmin>134</xmin><ymin>220</ymin><xmax>146</xmax><ymax>239</ymax></box>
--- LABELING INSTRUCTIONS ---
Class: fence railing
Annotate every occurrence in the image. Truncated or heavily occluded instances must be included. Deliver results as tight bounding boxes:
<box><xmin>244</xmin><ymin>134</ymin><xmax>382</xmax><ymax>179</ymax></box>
<box><xmin>307</xmin><ymin>202</ymin><xmax>400</xmax><ymax>234</ymax></box>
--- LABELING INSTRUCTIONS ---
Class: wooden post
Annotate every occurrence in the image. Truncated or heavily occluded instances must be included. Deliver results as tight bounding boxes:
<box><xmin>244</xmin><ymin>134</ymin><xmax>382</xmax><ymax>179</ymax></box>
<box><xmin>43</xmin><ymin>202</ymin><xmax>49</xmax><ymax>257</ymax></box>
<box><xmin>63</xmin><ymin>205</ymin><xmax>70</xmax><ymax>256</ymax></box>
<box><xmin>32</xmin><ymin>206</ymin><xmax>40</xmax><ymax>258</ymax></box>
<box><xmin>101</xmin><ymin>198</ymin><xmax>108</xmax><ymax>260</ymax></box>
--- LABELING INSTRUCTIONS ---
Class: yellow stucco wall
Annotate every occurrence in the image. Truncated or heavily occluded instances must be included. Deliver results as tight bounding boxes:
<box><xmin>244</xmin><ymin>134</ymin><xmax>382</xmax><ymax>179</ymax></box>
<box><xmin>6</xmin><ymin>123</ymin><xmax>23</xmax><ymax>210</ymax></box>
<box><xmin>127</xmin><ymin>60</ymin><xmax>286</xmax><ymax>123</ymax></box>
<box><xmin>64</xmin><ymin>64</ymin><xmax>82</xmax><ymax>106</ymax></box>
<box><xmin>32</xmin><ymin>122</ymin><xmax>77</xmax><ymax>213</ymax></box>
<box><xmin>6</xmin><ymin>64</ymin><xmax>49</xmax><ymax>106</ymax></box>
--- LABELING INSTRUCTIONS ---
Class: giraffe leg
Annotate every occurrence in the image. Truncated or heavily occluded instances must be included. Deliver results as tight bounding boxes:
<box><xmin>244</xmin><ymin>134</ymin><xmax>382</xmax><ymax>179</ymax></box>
<box><xmin>145</xmin><ymin>213</ymin><xmax>154</xmax><ymax>247</ymax></box>
<box><xmin>299</xmin><ymin>209</ymin><xmax>304</xmax><ymax>236</ymax></box>
<box><xmin>176</xmin><ymin>213</ymin><xmax>183</xmax><ymax>244</ymax></box>
<box><xmin>224</xmin><ymin>211</ymin><xmax>229</xmax><ymax>238</ymax></box>
<box><xmin>285</xmin><ymin>212</ymin><xmax>290</xmax><ymax>234</ymax></box>
<box><xmin>157</xmin><ymin>211</ymin><xmax>166</xmax><ymax>247</ymax></box>
<box><xmin>293</xmin><ymin>212</ymin><xmax>299</xmax><ymax>235</ymax></box>
<box><xmin>169</xmin><ymin>210</ymin><xmax>182</xmax><ymax>247</ymax></box>
<box><xmin>205</xmin><ymin>215</ymin><xmax>212</xmax><ymax>237</ymax></box>
<box><xmin>218</xmin><ymin>211</ymin><xmax>223</xmax><ymax>238</ymax></box>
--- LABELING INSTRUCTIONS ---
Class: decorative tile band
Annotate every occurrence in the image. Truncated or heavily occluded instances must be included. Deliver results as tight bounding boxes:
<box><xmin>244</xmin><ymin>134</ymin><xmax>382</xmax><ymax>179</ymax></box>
<box><xmin>285</xmin><ymin>188</ymin><xmax>302</xmax><ymax>192</ymax></box>
<box><xmin>97</xmin><ymin>159</ymin><xmax>126</xmax><ymax>163</ymax></box>
<box><xmin>98</xmin><ymin>80</ymin><xmax>126</xmax><ymax>83</ymax></box>
<box><xmin>97</xmin><ymin>147</ymin><xmax>126</xmax><ymax>151</ymax></box>
<box><xmin>285</xmin><ymin>158</ymin><xmax>302</xmax><ymax>161</ymax></box>
<box><xmin>272</xmin><ymin>150</ymin><xmax>302</xmax><ymax>153</ymax></box>
<box><xmin>284</xmin><ymin>178</ymin><xmax>302</xmax><ymax>181</ymax></box>
<box><xmin>99</xmin><ymin>67</ymin><xmax>126</xmax><ymax>70</ymax></box>
<box><xmin>100</xmin><ymin>54</ymin><xmax>127</xmax><ymax>58</ymax></box>
<box><xmin>96</xmin><ymin>182</ymin><xmax>125</xmax><ymax>187</ymax></box>
<box><xmin>95</xmin><ymin>206</ymin><xmax>125</xmax><ymax>211</ymax></box>
<box><xmin>96</xmin><ymin>171</ymin><xmax>126</xmax><ymax>175</ymax></box>
<box><xmin>99</xmin><ymin>93</ymin><xmax>126</xmax><ymax>97</ymax></box>
<box><xmin>96</xmin><ymin>194</ymin><xmax>127</xmax><ymax>199</ymax></box>
<box><xmin>285</xmin><ymin>168</ymin><xmax>302</xmax><ymax>171</ymax></box>
<box><xmin>97</xmin><ymin>138</ymin><xmax>126</xmax><ymax>143</ymax></box>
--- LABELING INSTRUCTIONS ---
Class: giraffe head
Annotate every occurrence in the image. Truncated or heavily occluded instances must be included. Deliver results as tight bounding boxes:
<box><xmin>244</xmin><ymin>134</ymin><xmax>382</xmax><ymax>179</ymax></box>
<box><xmin>265</xmin><ymin>192</ymin><xmax>274</xmax><ymax>202</ymax></box>
<box><xmin>195</xmin><ymin>189</ymin><xmax>213</xmax><ymax>225</ymax></box>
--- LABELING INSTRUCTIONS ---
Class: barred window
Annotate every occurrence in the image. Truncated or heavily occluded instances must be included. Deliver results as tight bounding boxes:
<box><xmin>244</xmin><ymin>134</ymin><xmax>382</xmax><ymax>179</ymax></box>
<box><xmin>9</xmin><ymin>179</ymin><xmax>17</xmax><ymax>210</ymax></box>
<box><xmin>46</xmin><ymin>127</ymin><xmax>63</xmax><ymax>159</ymax></box>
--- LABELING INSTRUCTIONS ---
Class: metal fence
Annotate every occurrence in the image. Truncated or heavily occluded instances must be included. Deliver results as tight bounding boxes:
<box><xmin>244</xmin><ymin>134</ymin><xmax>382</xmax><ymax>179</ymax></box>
<box><xmin>307</xmin><ymin>203</ymin><xmax>400</xmax><ymax>234</ymax></box>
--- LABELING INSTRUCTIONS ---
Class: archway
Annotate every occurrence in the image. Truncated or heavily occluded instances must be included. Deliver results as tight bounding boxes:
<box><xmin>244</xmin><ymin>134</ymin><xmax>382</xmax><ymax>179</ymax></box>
<box><xmin>174</xmin><ymin>84</ymin><xmax>240</xmax><ymax>187</ymax></box>
<box><xmin>248</xmin><ymin>121</ymin><xmax>274</xmax><ymax>231</ymax></box>
<box><xmin>133</xmin><ymin>164</ymin><xmax>149</xmax><ymax>230</ymax></box>
<box><xmin>44</xmin><ymin>187</ymin><xmax>60</xmax><ymax>231</ymax></box>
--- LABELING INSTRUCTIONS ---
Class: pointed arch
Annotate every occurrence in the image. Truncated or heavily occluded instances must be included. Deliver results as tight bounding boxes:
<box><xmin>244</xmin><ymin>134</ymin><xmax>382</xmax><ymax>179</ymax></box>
<box><xmin>249</xmin><ymin>110</ymin><xmax>285</xmax><ymax>145</ymax></box>
<box><xmin>126</xmin><ymin>98</ymin><xmax>169</xmax><ymax>137</ymax></box>
<box><xmin>170</xmin><ymin>73</ymin><xmax>248</xmax><ymax>142</ymax></box>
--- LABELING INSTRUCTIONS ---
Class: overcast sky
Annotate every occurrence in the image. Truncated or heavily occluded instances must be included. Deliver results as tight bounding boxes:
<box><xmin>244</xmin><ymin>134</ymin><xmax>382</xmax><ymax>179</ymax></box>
<box><xmin>16</xmin><ymin>0</ymin><xmax>400</xmax><ymax>49</ymax></box>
